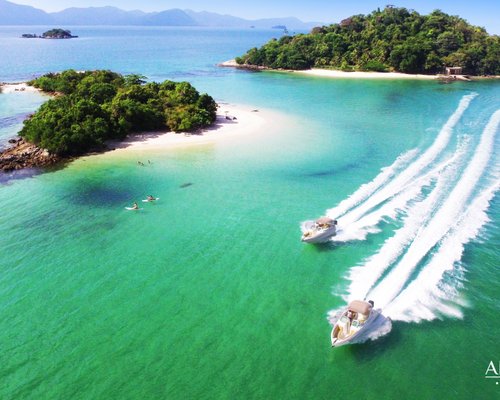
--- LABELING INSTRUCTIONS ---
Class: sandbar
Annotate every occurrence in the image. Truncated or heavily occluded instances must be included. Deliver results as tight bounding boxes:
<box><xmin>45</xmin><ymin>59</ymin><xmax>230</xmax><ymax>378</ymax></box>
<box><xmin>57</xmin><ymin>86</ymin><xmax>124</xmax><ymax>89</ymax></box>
<box><xmin>0</xmin><ymin>82</ymin><xmax>41</xmax><ymax>94</ymax></box>
<box><xmin>0</xmin><ymin>81</ymin><xmax>285</xmax><ymax>161</ymax></box>
<box><xmin>104</xmin><ymin>103</ymin><xmax>269</xmax><ymax>156</ymax></box>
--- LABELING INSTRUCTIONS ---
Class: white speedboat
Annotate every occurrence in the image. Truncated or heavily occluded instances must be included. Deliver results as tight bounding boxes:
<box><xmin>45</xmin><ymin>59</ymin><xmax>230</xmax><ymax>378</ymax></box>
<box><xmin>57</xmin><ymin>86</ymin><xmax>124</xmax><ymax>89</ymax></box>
<box><xmin>330</xmin><ymin>300</ymin><xmax>391</xmax><ymax>347</ymax></box>
<box><xmin>301</xmin><ymin>216</ymin><xmax>337</xmax><ymax>243</ymax></box>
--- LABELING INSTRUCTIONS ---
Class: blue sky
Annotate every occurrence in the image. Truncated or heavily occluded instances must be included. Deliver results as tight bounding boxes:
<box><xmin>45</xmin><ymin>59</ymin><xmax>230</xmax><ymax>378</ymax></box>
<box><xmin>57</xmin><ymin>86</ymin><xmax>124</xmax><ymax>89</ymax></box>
<box><xmin>12</xmin><ymin>0</ymin><xmax>500</xmax><ymax>34</ymax></box>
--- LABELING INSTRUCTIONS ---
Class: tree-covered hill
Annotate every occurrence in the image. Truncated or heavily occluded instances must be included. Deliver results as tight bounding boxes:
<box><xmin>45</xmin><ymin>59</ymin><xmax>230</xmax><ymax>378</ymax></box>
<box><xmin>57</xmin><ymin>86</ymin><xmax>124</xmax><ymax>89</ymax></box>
<box><xmin>20</xmin><ymin>70</ymin><xmax>217</xmax><ymax>156</ymax></box>
<box><xmin>235</xmin><ymin>6</ymin><xmax>500</xmax><ymax>75</ymax></box>
<box><xmin>41</xmin><ymin>28</ymin><xmax>77</xmax><ymax>38</ymax></box>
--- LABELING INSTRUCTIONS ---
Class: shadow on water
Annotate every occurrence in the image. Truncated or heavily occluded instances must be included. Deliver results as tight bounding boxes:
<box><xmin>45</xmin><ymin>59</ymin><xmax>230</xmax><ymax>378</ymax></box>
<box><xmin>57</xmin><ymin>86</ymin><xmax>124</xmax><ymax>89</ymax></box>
<box><xmin>385</xmin><ymin>90</ymin><xmax>404</xmax><ymax>104</ymax></box>
<box><xmin>304</xmin><ymin>230</ymin><xmax>381</xmax><ymax>253</ymax></box>
<box><xmin>306</xmin><ymin>169</ymin><xmax>338</xmax><ymax>178</ymax></box>
<box><xmin>79</xmin><ymin>219</ymin><xmax>118</xmax><ymax>234</ymax></box>
<box><xmin>306</xmin><ymin>239</ymin><xmax>348</xmax><ymax>253</ymax></box>
<box><xmin>67</xmin><ymin>182</ymin><xmax>133</xmax><ymax>207</ymax></box>
<box><xmin>0</xmin><ymin>167</ymin><xmax>42</xmax><ymax>185</ymax></box>
<box><xmin>0</xmin><ymin>159</ymin><xmax>71</xmax><ymax>185</ymax></box>
<box><xmin>0</xmin><ymin>112</ymin><xmax>30</xmax><ymax>129</ymax></box>
<box><xmin>302</xmin><ymin>162</ymin><xmax>359</xmax><ymax>179</ymax></box>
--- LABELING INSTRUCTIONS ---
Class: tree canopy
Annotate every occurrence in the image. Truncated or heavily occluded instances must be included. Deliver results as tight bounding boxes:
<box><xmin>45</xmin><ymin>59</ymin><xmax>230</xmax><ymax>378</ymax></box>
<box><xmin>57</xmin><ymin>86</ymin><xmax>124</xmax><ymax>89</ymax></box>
<box><xmin>20</xmin><ymin>70</ymin><xmax>218</xmax><ymax>156</ymax></box>
<box><xmin>41</xmin><ymin>29</ymin><xmax>77</xmax><ymax>39</ymax></box>
<box><xmin>235</xmin><ymin>7</ymin><xmax>500</xmax><ymax>75</ymax></box>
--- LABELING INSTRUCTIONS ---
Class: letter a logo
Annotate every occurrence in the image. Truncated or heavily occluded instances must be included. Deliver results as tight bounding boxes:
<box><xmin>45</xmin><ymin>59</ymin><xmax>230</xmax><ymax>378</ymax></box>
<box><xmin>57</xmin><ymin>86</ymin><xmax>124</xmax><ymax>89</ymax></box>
<box><xmin>485</xmin><ymin>361</ymin><xmax>498</xmax><ymax>376</ymax></box>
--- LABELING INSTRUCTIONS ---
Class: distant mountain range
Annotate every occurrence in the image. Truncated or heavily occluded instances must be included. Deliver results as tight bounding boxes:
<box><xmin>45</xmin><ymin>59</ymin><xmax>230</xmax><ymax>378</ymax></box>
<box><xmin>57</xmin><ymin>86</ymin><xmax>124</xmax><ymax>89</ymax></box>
<box><xmin>0</xmin><ymin>0</ymin><xmax>323</xmax><ymax>29</ymax></box>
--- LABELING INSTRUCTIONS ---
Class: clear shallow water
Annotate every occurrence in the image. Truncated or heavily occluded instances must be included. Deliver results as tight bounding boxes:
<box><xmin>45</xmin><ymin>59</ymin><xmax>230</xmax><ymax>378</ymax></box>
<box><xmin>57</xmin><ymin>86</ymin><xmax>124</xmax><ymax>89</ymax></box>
<box><xmin>0</xmin><ymin>27</ymin><xmax>499</xmax><ymax>399</ymax></box>
<box><xmin>0</xmin><ymin>91</ymin><xmax>47</xmax><ymax>150</ymax></box>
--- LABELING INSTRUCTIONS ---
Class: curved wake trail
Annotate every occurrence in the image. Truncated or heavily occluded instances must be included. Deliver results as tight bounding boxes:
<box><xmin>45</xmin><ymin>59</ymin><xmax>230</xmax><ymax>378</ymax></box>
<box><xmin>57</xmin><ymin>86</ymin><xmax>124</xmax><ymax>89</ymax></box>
<box><xmin>332</xmin><ymin>94</ymin><xmax>477</xmax><ymax>230</ymax></box>
<box><xmin>334</xmin><ymin>145</ymin><xmax>468</xmax><ymax>242</ymax></box>
<box><xmin>346</xmin><ymin>144</ymin><xmax>466</xmax><ymax>300</ymax></box>
<box><xmin>385</xmin><ymin>180</ymin><xmax>499</xmax><ymax>321</ymax></box>
<box><xmin>326</xmin><ymin>149</ymin><xmax>418</xmax><ymax>219</ymax></box>
<box><xmin>368</xmin><ymin>109</ymin><xmax>500</xmax><ymax>309</ymax></box>
<box><xmin>325</xmin><ymin>98</ymin><xmax>500</xmax><ymax>331</ymax></box>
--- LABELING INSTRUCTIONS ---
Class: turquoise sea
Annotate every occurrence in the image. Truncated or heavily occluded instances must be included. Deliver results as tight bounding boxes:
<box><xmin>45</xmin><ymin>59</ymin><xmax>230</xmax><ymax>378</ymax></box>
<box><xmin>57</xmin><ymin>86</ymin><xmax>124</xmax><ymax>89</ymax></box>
<box><xmin>0</xmin><ymin>26</ymin><xmax>499</xmax><ymax>399</ymax></box>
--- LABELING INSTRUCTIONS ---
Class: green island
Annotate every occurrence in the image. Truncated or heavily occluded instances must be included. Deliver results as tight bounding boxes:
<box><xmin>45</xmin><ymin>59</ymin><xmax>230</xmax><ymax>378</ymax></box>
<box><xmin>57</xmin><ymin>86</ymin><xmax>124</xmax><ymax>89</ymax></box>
<box><xmin>22</xmin><ymin>29</ymin><xmax>78</xmax><ymax>39</ymax></box>
<box><xmin>41</xmin><ymin>29</ymin><xmax>78</xmax><ymax>39</ymax></box>
<box><xmin>235</xmin><ymin>6</ymin><xmax>500</xmax><ymax>75</ymax></box>
<box><xmin>20</xmin><ymin>69</ymin><xmax>218</xmax><ymax>156</ymax></box>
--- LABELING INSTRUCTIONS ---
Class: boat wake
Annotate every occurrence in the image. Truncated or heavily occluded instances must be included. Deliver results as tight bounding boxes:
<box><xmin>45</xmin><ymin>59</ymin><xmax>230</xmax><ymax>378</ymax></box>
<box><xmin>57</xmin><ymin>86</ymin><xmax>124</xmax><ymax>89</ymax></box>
<box><xmin>325</xmin><ymin>94</ymin><xmax>499</xmax><ymax>329</ymax></box>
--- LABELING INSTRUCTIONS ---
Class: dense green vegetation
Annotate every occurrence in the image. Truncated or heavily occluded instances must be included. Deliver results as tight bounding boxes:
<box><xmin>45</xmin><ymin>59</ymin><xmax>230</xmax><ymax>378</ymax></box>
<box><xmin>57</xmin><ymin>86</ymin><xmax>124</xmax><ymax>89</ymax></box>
<box><xmin>21</xmin><ymin>29</ymin><xmax>77</xmax><ymax>39</ymax></box>
<box><xmin>42</xmin><ymin>29</ymin><xmax>77</xmax><ymax>39</ymax></box>
<box><xmin>236</xmin><ymin>6</ymin><xmax>500</xmax><ymax>75</ymax></box>
<box><xmin>20</xmin><ymin>70</ymin><xmax>217</xmax><ymax>156</ymax></box>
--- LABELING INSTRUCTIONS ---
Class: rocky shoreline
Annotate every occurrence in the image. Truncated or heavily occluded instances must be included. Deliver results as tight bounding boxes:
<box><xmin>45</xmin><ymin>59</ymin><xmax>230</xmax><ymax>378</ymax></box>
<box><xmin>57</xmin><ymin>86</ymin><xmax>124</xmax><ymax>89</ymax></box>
<box><xmin>218</xmin><ymin>59</ymin><xmax>270</xmax><ymax>71</ymax></box>
<box><xmin>0</xmin><ymin>138</ymin><xmax>61</xmax><ymax>172</ymax></box>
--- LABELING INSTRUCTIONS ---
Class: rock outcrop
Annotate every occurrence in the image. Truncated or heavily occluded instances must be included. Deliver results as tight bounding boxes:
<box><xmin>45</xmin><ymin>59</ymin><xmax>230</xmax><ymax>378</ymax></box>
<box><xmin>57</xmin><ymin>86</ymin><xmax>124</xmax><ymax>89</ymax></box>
<box><xmin>0</xmin><ymin>138</ymin><xmax>61</xmax><ymax>172</ymax></box>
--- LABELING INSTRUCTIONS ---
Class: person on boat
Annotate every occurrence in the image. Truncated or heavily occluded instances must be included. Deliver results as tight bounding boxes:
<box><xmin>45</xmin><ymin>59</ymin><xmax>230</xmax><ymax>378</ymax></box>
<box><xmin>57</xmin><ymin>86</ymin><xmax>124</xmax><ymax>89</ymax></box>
<box><xmin>132</xmin><ymin>202</ymin><xmax>139</xmax><ymax>210</ymax></box>
<box><xmin>344</xmin><ymin>310</ymin><xmax>355</xmax><ymax>334</ymax></box>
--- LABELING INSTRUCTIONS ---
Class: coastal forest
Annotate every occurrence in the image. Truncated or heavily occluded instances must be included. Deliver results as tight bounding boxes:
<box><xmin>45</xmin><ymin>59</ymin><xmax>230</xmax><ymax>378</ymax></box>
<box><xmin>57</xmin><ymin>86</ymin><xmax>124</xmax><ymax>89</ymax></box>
<box><xmin>20</xmin><ymin>70</ymin><xmax>217</xmax><ymax>156</ymax></box>
<box><xmin>236</xmin><ymin>6</ymin><xmax>500</xmax><ymax>75</ymax></box>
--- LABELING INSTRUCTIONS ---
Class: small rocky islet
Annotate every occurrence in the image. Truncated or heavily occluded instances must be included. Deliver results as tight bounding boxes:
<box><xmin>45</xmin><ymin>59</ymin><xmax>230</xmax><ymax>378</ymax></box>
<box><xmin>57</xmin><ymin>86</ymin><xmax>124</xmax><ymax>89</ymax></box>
<box><xmin>21</xmin><ymin>29</ymin><xmax>78</xmax><ymax>39</ymax></box>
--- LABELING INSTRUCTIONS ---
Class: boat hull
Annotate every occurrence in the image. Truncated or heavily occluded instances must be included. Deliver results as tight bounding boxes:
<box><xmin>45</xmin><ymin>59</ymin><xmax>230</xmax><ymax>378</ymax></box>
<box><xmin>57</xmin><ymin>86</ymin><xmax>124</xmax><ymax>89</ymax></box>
<box><xmin>301</xmin><ymin>221</ymin><xmax>336</xmax><ymax>243</ymax></box>
<box><xmin>330</xmin><ymin>307</ymin><xmax>392</xmax><ymax>347</ymax></box>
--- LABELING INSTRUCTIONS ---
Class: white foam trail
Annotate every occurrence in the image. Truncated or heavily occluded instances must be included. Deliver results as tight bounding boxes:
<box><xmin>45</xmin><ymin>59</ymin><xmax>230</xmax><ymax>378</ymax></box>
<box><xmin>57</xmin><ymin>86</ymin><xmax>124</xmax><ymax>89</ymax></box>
<box><xmin>335</xmin><ymin>93</ymin><xmax>477</xmax><ymax>227</ymax></box>
<box><xmin>334</xmin><ymin>139</ymin><xmax>470</xmax><ymax>243</ymax></box>
<box><xmin>326</xmin><ymin>149</ymin><xmax>418</xmax><ymax>219</ymax></box>
<box><xmin>369</xmin><ymin>109</ymin><xmax>500</xmax><ymax>308</ymax></box>
<box><xmin>386</xmin><ymin>180</ymin><xmax>499</xmax><ymax>321</ymax></box>
<box><xmin>346</xmin><ymin>146</ymin><xmax>465</xmax><ymax>300</ymax></box>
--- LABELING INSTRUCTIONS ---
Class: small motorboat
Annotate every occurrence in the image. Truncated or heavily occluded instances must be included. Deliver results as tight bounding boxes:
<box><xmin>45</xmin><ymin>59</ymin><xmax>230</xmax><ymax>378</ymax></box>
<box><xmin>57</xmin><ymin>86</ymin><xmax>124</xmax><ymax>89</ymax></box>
<box><xmin>330</xmin><ymin>300</ymin><xmax>391</xmax><ymax>347</ymax></box>
<box><xmin>301</xmin><ymin>216</ymin><xmax>337</xmax><ymax>243</ymax></box>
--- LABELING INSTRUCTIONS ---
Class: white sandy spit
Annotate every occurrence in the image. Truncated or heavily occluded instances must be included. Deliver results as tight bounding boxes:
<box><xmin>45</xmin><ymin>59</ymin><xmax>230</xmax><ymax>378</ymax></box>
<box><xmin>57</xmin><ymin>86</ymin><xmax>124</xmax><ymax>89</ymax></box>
<box><xmin>0</xmin><ymin>82</ymin><xmax>41</xmax><ymax>94</ymax></box>
<box><xmin>219</xmin><ymin>59</ymin><xmax>239</xmax><ymax>67</ymax></box>
<box><xmin>219</xmin><ymin>60</ymin><xmax>440</xmax><ymax>79</ymax></box>
<box><xmin>296</xmin><ymin>68</ymin><xmax>439</xmax><ymax>80</ymax></box>
<box><xmin>105</xmin><ymin>103</ymin><xmax>267</xmax><ymax>155</ymax></box>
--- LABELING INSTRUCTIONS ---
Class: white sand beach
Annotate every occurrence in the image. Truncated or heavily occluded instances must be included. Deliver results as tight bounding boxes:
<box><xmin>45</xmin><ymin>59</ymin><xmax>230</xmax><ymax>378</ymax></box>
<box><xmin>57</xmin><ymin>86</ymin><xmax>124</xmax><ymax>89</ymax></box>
<box><xmin>219</xmin><ymin>60</ymin><xmax>442</xmax><ymax>80</ymax></box>
<box><xmin>0</xmin><ymin>81</ymin><xmax>275</xmax><ymax>159</ymax></box>
<box><xmin>219</xmin><ymin>59</ymin><xmax>239</xmax><ymax>67</ymax></box>
<box><xmin>0</xmin><ymin>82</ymin><xmax>41</xmax><ymax>93</ymax></box>
<box><xmin>104</xmin><ymin>103</ymin><xmax>268</xmax><ymax>156</ymax></box>
<box><xmin>297</xmin><ymin>68</ymin><xmax>439</xmax><ymax>80</ymax></box>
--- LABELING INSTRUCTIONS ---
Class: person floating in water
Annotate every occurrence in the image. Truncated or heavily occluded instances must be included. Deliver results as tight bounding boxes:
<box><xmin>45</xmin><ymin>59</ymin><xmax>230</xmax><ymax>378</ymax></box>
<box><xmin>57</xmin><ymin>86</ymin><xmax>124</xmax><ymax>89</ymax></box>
<box><xmin>146</xmin><ymin>195</ymin><xmax>156</xmax><ymax>201</ymax></box>
<box><xmin>132</xmin><ymin>202</ymin><xmax>139</xmax><ymax>210</ymax></box>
